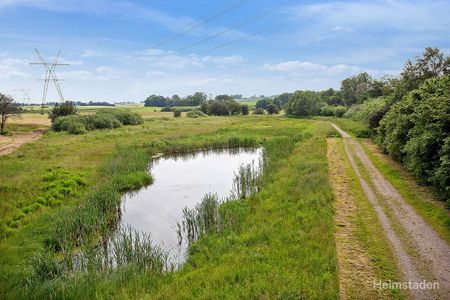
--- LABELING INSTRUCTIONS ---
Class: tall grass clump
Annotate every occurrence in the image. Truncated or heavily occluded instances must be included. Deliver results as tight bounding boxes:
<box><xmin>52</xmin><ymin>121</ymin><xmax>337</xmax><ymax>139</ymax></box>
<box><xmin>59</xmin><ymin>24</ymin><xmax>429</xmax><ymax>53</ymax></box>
<box><xmin>177</xmin><ymin>193</ymin><xmax>221</xmax><ymax>246</ymax></box>
<box><xmin>231</xmin><ymin>159</ymin><xmax>264</xmax><ymax>200</ymax></box>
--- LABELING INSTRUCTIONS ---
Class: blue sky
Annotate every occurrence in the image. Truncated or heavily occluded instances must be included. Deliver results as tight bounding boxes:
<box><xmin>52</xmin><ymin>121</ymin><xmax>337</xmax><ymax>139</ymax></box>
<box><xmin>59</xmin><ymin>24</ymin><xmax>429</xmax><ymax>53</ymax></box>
<box><xmin>1</xmin><ymin>0</ymin><xmax>449</xmax><ymax>103</ymax></box>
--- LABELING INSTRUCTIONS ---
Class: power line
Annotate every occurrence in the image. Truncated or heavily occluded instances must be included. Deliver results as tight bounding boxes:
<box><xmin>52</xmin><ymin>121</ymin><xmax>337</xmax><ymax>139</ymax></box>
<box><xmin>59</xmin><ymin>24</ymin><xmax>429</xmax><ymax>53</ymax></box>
<box><xmin>151</xmin><ymin>0</ymin><xmax>249</xmax><ymax>49</ymax></box>
<box><xmin>176</xmin><ymin>12</ymin><xmax>268</xmax><ymax>53</ymax></box>
<box><xmin>161</xmin><ymin>25</ymin><xmax>280</xmax><ymax>68</ymax></box>
<box><xmin>146</xmin><ymin>12</ymin><xmax>268</xmax><ymax>64</ymax></box>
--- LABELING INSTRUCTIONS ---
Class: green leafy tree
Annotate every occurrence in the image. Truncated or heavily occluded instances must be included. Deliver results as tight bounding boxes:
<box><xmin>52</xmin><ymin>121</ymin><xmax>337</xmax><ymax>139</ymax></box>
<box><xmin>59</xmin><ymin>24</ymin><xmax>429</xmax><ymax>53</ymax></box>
<box><xmin>266</xmin><ymin>103</ymin><xmax>279</xmax><ymax>115</ymax></box>
<box><xmin>285</xmin><ymin>91</ymin><xmax>320</xmax><ymax>116</ymax></box>
<box><xmin>241</xmin><ymin>104</ymin><xmax>249</xmax><ymax>115</ymax></box>
<box><xmin>340</xmin><ymin>72</ymin><xmax>373</xmax><ymax>106</ymax></box>
<box><xmin>0</xmin><ymin>94</ymin><xmax>21</xmax><ymax>134</ymax></box>
<box><xmin>48</xmin><ymin>101</ymin><xmax>78</xmax><ymax>123</ymax></box>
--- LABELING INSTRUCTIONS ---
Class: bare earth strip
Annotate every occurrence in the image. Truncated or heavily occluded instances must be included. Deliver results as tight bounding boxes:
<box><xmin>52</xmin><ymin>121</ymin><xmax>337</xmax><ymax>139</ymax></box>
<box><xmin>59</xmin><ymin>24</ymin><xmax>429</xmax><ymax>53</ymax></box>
<box><xmin>327</xmin><ymin>138</ymin><xmax>386</xmax><ymax>299</ymax></box>
<box><xmin>0</xmin><ymin>130</ymin><xmax>44</xmax><ymax>156</ymax></box>
<box><xmin>331</xmin><ymin>123</ymin><xmax>450</xmax><ymax>299</ymax></box>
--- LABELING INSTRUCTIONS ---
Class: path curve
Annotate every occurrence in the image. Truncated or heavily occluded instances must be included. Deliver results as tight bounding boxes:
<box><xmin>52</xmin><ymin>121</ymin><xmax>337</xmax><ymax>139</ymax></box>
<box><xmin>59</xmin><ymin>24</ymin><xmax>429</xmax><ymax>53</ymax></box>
<box><xmin>0</xmin><ymin>130</ymin><xmax>44</xmax><ymax>156</ymax></box>
<box><xmin>331</xmin><ymin>122</ymin><xmax>450</xmax><ymax>300</ymax></box>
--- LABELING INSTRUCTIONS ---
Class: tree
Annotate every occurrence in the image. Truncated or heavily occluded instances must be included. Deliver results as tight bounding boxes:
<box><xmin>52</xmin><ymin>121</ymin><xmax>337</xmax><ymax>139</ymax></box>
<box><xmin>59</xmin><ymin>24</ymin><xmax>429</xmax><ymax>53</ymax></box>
<box><xmin>144</xmin><ymin>95</ymin><xmax>168</xmax><ymax>107</ymax></box>
<box><xmin>285</xmin><ymin>91</ymin><xmax>320</xmax><ymax>116</ymax></box>
<box><xmin>185</xmin><ymin>92</ymin><xmax>207</xmax><ymax>106</ymax></box>
<box><xmin>48</xmin><ymin>101</ymin><xmax>78</xmax><ymax>123</ymax></box>
<box><xmin>266</xmin><ymin>103</ymin><xmax>279</xmax><ymax>115</ymax></box>
<box><xmin>208</xmin><ymin>101</ymin><xmax>229</xmax><ymax>116</ymax></box>
<box><xmin>215</xmin><ymin>95</ymin><xmax>234</xmax><ymax>101</ymax></box>
<box><xmin>0</xmin><ymin>94</ymin><xmax>21</xmax><ymax>134</ymax></box>
<box><xmin>255</xmin><ymin>98</ymin><xmax>270</xmax><ymax>110</ymax></box>
<box><xmin>241</xmin><ymin>104</ymin><xmax>249</xmax><ymax>115</ymax></box>
<box><xmin>340</xmin><ymin>72</ymin><xmax>373</xmax><ymax>106</ymax></box>
<box><xmin>401</xmin><ymin>47</ymin><xmax>450</xmax><ymax>92</ymax></box>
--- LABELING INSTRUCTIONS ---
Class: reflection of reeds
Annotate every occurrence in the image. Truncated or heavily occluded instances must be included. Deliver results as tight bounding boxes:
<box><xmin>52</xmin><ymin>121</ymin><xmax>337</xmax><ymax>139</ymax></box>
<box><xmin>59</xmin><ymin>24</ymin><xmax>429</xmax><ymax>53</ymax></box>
<box><xmin>177</xmin><ymin>193</ymin><xmax>220</xmax><ymax>246</ymax></box>
<box><xmin>177</xmin><ymin>150</ymin><xmax>266</xmax><ymax>246</ymax></box>
<box><xmin>231</xmin><ymin>150</ymin><xmax>266</xmax><ymax>200</ymax></box>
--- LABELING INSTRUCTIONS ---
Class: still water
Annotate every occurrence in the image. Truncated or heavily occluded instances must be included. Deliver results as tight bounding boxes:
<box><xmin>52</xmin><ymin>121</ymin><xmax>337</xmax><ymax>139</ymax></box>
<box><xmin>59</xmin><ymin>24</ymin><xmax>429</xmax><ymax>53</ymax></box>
<box><xmin>118</xmin><ymin>147</ymin><xmax>263</xmax><ymax>265</ymax></box>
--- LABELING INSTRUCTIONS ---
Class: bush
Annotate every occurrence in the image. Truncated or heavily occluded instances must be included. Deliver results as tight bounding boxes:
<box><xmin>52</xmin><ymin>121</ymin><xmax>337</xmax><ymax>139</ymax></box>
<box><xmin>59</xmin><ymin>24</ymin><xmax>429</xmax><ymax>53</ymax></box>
<box><xmin>344</xmin><ymin>97</ymin><xmax>387</xmax><ymax>130</ymax></box>
<box><xmin>333</xmin><ymin>106</ymin><xmax>347</xmax><ymax>117</ymax></box>
<box><xmin>160</xmin><ymin>107</ymin><xmax>173</xmax><ymax>112</ymax></box>
<box><xmin>173</xmin><ymin>109</ymin><xmax>182</xmax><ymax>118</ymax></box>
<box><xmin>83</xmin><ymin>113</ymin><xmax>122</xmax><ymax>129</ymax></box>
<box><xmin>186</xmin><ymin>110</ymin><xmax>206</xmax><ymax>118</ymax></box>
<box><xmin>253</xmin><ymin>108</ymin><xmax>265</xmax><ymax>115</ymax></box>
<box><xmin>67</xmin><ymin>120</ymin><xmax>86</xmax><ymax>134</ymax></box>
<box><xmin>266</xmin><ymin>104</ymin><xmax>279</xmax><ymax>114</ymax></box>
<box><xmin>378</xmin><ymin>75</ymin><xmax>450</xmax><ymax>200</ymax></box>
<box><xmin>52</xmin><ymin>110</ymin><xmax>142</xmax><ymax>134</ymax></box>
<box><xmin>105</xmin><ymin>110</ymin><xmax>143</xmax><ymax>125</ymax></box>
<box><xmin>48</xmin><ymin>102</ymin><xmax>78</xmax><ymax>123</ymax></box>
<box><xmin>241</xmin><ymin>104</ymin><xmax>249</xmax><ymax>115</ymax></box>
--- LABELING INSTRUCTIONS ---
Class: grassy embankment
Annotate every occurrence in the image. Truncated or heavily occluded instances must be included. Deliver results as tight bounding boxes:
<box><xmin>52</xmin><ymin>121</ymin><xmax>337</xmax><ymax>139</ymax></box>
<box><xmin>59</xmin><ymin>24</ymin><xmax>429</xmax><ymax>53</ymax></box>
<box><xmin>1</xmin><ymin>112</ymin><xmax>339</xmax><ymax>299</ymax></box>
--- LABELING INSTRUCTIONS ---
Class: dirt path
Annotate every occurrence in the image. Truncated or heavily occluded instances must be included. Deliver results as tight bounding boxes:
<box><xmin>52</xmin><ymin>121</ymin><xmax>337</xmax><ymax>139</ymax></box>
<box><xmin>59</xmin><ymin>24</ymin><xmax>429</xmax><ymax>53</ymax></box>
<box><xmin>331</xmin><ymin>123</ymin><xmax>450</xmax><ymax>300</ymax></box>
<box><xmin>0</xmin><ymin>130</ymin><xmax>44</xmax><ymax>156</ymax></box>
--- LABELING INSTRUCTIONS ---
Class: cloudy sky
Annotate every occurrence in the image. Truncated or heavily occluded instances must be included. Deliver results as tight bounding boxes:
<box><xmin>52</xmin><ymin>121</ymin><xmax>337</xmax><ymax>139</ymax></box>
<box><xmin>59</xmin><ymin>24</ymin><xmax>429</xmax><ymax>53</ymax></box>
<box><xmin>1</xmin><ymin>0</ymin><xmax>449</xmax><ymax>103</ymax></box>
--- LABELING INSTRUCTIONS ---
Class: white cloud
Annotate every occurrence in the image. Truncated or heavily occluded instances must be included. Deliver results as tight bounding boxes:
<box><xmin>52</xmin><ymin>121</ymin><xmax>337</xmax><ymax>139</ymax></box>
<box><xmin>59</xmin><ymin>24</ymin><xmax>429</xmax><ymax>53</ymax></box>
<box><xmin>263</xmin><ymin>60</ymin><xmax>361</xmax><ymax>75</ymax></box>
<box><xmin>288</xmin><ymin>0</ymin><xmax>450</xmax><ymax>32</ymax></box>
<box><xmin>81</xmin><ymin>50</ymin><xmax>103</xmax><ymax>58</ymax></box>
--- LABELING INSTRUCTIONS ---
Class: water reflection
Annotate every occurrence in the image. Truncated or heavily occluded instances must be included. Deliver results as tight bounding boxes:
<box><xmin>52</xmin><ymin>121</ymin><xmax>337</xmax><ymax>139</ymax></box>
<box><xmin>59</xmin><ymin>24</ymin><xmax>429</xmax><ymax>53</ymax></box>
<box><xmin>117</xmin><ymin>147</ymin><xmax>263</xmax><ymax>265</ymax></box>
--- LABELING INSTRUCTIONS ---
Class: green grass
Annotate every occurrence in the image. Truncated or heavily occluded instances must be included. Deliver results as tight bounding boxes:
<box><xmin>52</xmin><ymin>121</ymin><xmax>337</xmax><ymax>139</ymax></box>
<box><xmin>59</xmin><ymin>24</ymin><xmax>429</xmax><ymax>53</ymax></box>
<box><xmin>316</xmin><ymin>116</ymin><xmax>370</xmax><ymax>138</ymax></box>
<box><xmin>0</xmin><ymin>114</ymin><xmax>339</xmax><ymax>299</ymax></box>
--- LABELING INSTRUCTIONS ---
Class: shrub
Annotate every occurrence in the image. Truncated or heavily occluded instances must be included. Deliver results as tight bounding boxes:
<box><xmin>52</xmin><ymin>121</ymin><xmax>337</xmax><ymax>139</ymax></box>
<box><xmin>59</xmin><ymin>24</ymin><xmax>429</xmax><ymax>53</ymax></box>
<box><xmin>67</xmin><ymin>121</ymin><xmax>86</xmax><ymax>134</ymax></box>
<box><xmin>333</xmin><ymin>106</ymin><xmax>347</xmax><ymax>117</ymax></box>
<box><xmin>173</xmin><ymin>109</ymin><xmax>182</xmax><ymax>118</ymax></box>
<box><xmin>186</xmin><ymin>110</ymin><xmax>206</xmax><ymax>118</ymax></box>
<box><xmin>344</xmin><ymin>97</ymin><xmax>387</xmax><ymax>130</ymax></box>
<box><xmin>83</xmin><ymin>113</ymin><xmax>122</xmax><ymax>129</ymax></box>
<box><xmin>106</xmin><ymin>110</ymin><xmax>143</xmax><ymax>125</ymax></box>
<box><xmin>160</xmin><ymin>106</ymin><xmax>173</xmax><ymax>112</ymax></box>
<box><xmin>253</xmin><ymin>108</ymin><xmax>265</xmax><ymax>115</ymax></box>
<box><xmin>266</xmin><ymin>104</ymin><xmax>279</xmax><ymax>115</ymax></box>
<box><xmin>241</xmin><ymin>104</ymin><xmax>249</xmax><ymax>115</ymax></box>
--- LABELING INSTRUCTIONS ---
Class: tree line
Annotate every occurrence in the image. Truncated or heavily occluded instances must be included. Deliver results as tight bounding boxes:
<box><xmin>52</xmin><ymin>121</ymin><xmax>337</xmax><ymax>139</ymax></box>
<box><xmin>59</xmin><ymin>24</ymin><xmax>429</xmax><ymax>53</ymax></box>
<box><xmin>284</xmin><ymin>47</ymin><xmax>450</xmax><ymax>201</ymax></box>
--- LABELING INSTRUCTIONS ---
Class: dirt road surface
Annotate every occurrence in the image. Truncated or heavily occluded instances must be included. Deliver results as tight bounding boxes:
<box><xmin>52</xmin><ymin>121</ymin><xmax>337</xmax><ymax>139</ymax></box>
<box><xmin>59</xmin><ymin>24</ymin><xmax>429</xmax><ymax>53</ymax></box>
<box><xmin>331</xmin><ymin>123</ymin><xmax>450</xmax><ymax>300</ymax></box>
<box><xmin>0</xmin><ymin>130</ymin><xmax>44</xmax><ymax>156</ymax></box>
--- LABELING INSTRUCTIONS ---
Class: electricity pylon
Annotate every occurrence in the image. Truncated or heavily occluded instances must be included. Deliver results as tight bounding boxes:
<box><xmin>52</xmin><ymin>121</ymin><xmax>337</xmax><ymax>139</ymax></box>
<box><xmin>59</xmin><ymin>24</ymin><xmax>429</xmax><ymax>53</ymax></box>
<box><xmin>30</xmin><ymin>49</ymin><xmax>68</xmax><ymax>113</ymax></box>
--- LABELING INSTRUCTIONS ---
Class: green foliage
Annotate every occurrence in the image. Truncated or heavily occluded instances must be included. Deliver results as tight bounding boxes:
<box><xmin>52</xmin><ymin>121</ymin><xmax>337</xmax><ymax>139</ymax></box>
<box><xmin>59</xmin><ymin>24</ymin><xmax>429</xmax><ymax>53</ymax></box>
<box><xmin>173</xmin><ymin>109</ymin><xmax>182</xmax><ymax>118</ymax></box>
<box><xmin>241</xmin><ymin>104</ymin><xmax>249</xmax><ymax>115</ymax></box>
<box><xmin>266</xmin><ymin>103</ymin><xmax>279</xmax><ymax>115</ymax></box>
<box><xmin>286</xmin><ymin>91</ymin><xmax>320</xmax><ymax>116</ymax></box>
<box><xmin>52</xmin><ymin>110</ymin><xmax>142</xmax><ymax>134</ymax></box>
<box><xmin>344</xmin><ymin>97</ymin><xmax>387</xmax><ymax>131</ymax></box>
<box><xmin>319</xmin><ymin>104</ymin><xmax>347</xmax><ymax>117</ymax></box>
<box><xmin>145</xmin><ymin>92</ymin><xmax>207</xmax><ymax>107</ymax></box>
<box><xmin>204</xmin><ymin>99</ymin><xmax>244</xmax><ymax>116</ymax></box>
<box><xmin>0</xmin><ymin>93</ymin><xmax>22</xmax><ymax>134</ymax></box>
<box><xmin>186</xmin><ymin>110</ymin><xmax>206</xmax><ymax>118</ymax></box>
<box><xmin>378</xmin><ymin>75</ymin><xmax>450</xmax><ymax>200</ymax></box>
<box><xmin>253</xmin><ymin>108</ymin><xmax>264</xmax><ymax>115</ymax></box>
<box><xmin>48</xmin><ymin>102</ymin><xmax>78</xmax><ymax>123</ymax></box>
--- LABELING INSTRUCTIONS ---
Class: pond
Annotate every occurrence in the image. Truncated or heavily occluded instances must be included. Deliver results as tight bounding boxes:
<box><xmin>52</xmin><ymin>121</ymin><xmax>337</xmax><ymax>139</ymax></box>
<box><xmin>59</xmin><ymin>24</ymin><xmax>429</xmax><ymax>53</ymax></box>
<box><xmin>117</xmin><ymin>147</ymin><xmax>264</xmax><ymax>265</ymax></box>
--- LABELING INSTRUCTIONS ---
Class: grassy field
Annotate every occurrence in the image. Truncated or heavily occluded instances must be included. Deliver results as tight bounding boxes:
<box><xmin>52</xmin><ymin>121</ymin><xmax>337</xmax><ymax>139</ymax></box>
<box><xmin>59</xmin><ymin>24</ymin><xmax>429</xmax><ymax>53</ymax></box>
<box><xmin>0</xmin><ymin>110</ymin><xmax>340</xmax><ymax>299</ymax></box>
